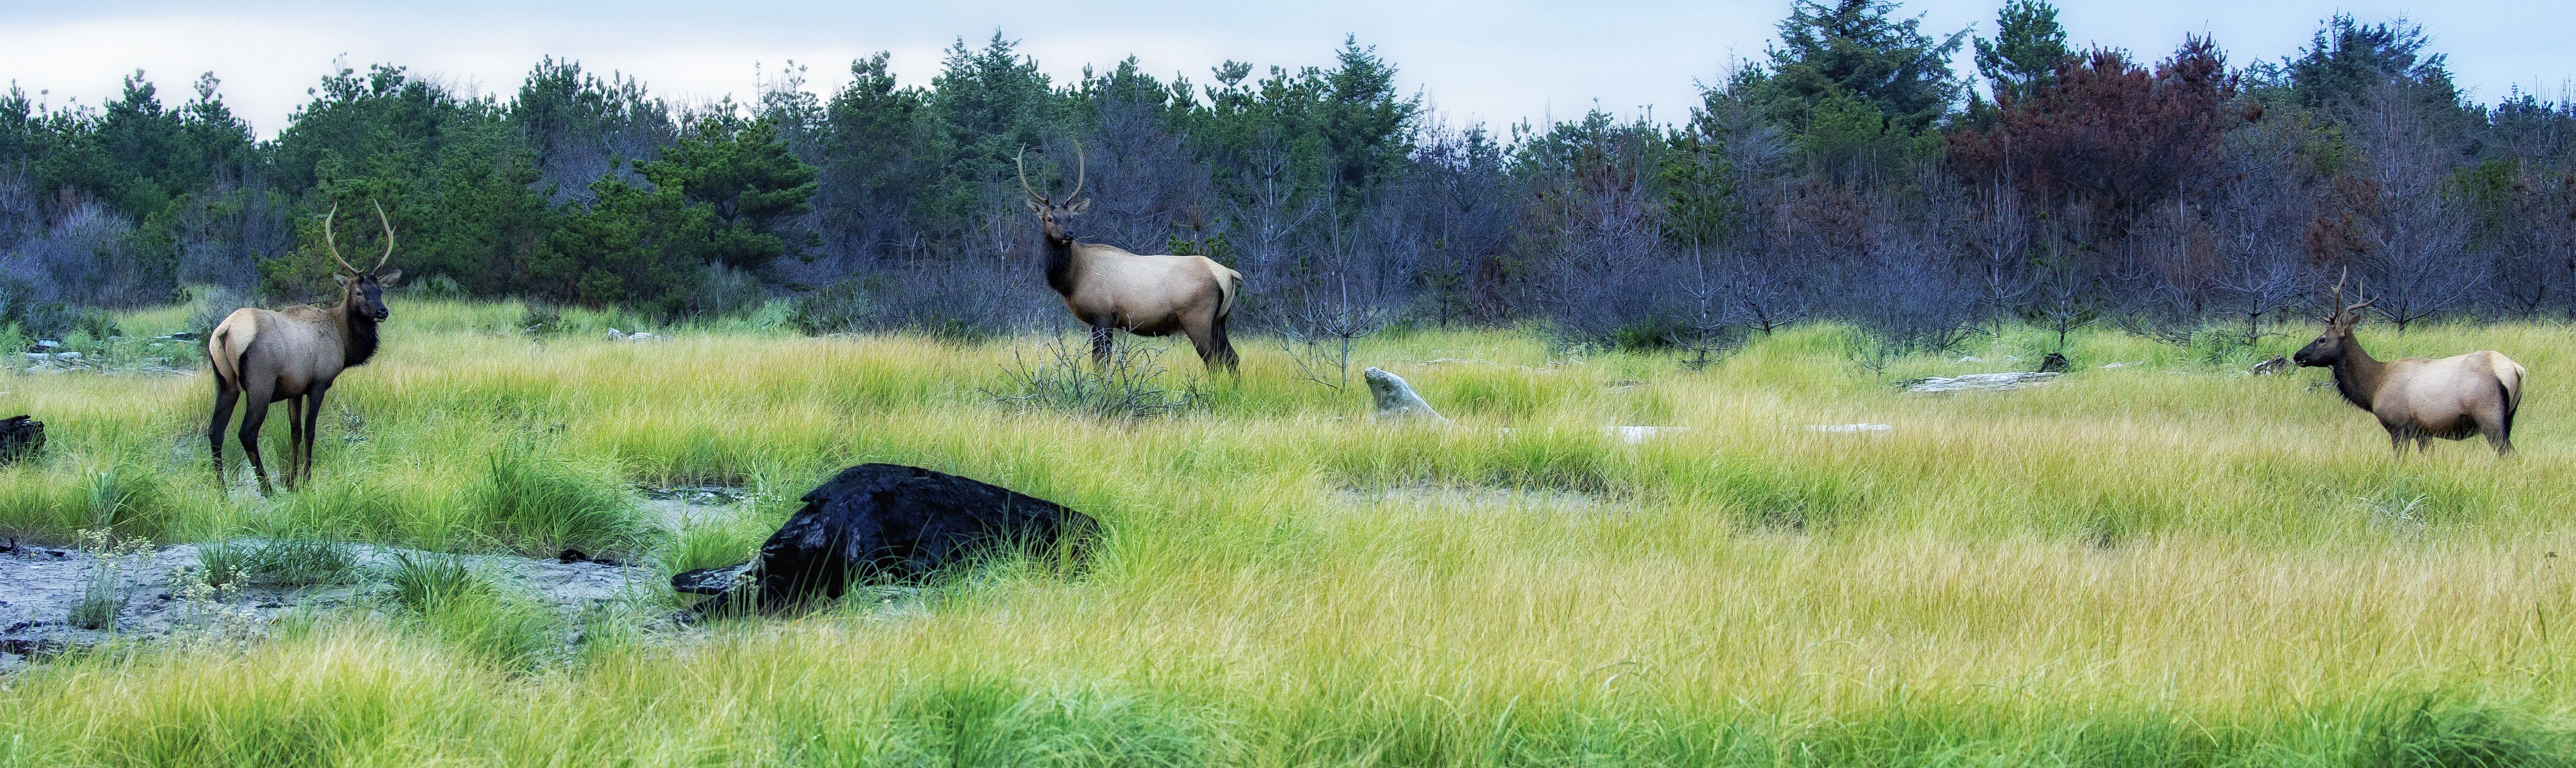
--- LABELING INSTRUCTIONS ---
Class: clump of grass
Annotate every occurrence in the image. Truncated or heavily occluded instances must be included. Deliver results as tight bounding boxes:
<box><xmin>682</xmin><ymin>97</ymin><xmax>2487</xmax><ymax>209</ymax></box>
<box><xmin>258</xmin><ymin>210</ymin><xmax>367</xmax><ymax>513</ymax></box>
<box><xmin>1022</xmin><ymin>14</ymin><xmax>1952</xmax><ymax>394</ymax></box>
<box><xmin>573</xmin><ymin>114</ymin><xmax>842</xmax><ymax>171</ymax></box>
<box><xmin>467</xmin><ymin>438</ymin><xmax>644</xmax><ymax>555</ymax></box>
<box><xmin>385</xmin><ymin>557</ymin><xmax>561</xmax><ymax>672</ymax></box>
<box><xmin>192</xmin><ymin>541</ymin><xmax>247</xmax><ymax>588</ymax></box>
<box><xmin>986</xmin><ymin>336</ymin><xmax>1202</xmax><ymax>421</ymax></box>
<box><xmin>385</xmin><ymin>552</ymin><xmax>480</xmax><ymax>612</ymax></box>
<box><xmin>657</xmin><ymin>514</ymin><xmax>771</xmax><ymax>576</ymax></box>
<box><xmin>77</xmin><ymin>461</ymin><xmax>169</xmax><ymax>538</ymax></box>
<box><xmin>238</xmin><ymin>537</ymin><xmax>359</xmax><ymax>588</ymax></box>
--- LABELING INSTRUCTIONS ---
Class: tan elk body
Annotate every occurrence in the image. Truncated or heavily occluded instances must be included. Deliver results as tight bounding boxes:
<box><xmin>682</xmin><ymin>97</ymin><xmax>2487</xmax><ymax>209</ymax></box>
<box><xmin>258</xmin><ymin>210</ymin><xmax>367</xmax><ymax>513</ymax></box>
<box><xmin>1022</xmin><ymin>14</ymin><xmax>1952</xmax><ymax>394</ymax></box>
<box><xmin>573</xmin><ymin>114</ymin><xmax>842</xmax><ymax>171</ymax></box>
<box><xmin>2294</xmin><ymin>275</ymin><xmax>2523</xmax><ymax>454</ymax></box>
<box><xmin>1019</xmin><ymin>148</ymin><xmax>1241</xmax><ymax>371</ymax></box>
<box><xmin>206</xmin><ymin>204</ymin><xmax>402</xmax><ymax>493</ymax></box>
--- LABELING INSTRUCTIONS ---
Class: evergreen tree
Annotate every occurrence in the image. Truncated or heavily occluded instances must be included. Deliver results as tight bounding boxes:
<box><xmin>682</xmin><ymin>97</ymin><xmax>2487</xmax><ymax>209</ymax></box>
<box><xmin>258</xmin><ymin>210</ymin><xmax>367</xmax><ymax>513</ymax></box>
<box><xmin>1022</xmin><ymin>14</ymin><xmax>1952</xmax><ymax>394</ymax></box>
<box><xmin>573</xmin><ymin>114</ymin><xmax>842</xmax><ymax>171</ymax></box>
<box><xmin>636</xmin><ymin>118</ymin><xmax>819</xmax><ymax>270</ymax></box>
<box><xmin>1747</xmin><ymin>0</ymin><xmax>1969</xmax><ymax>134</ymax></box>
<box><xmin>1974</xmin><ymin>0</ymin><xmax>2071</xmax><ymax>104</ymax></box>
<box><xmin>2283</xmin><ymin>14</ymin><xmax>2457</xmax><ymax>109</ymax></box>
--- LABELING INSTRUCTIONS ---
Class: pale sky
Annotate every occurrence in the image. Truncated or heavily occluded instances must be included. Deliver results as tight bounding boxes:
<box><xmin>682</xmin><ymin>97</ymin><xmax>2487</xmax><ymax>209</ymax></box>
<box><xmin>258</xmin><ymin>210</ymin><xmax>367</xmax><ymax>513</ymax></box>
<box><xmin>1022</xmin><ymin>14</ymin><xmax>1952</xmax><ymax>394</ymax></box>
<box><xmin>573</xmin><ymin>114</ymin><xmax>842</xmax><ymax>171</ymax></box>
<box><xmin>0</xmin><ymin>1</ymin><xmax>2564</xmax><ymax>138</ymax></box>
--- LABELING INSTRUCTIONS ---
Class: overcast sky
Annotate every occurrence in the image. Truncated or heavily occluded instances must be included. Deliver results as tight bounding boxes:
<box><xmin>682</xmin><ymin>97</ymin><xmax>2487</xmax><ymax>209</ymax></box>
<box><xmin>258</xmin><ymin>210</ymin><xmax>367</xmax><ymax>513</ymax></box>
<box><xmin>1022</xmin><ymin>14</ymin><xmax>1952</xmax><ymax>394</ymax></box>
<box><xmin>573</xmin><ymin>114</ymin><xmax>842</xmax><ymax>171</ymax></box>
<box><xmin>1</xmin><ymin>1</ymin><xmax>2566</xmax><ymax>138</ymax></box>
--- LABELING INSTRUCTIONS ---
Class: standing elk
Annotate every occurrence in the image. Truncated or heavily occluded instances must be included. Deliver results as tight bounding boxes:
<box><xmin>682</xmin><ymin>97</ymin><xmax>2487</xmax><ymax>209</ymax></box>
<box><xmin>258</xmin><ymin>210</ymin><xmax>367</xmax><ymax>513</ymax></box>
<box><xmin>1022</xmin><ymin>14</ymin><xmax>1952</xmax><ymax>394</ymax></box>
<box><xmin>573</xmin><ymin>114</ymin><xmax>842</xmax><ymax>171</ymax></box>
<box><xmin>1017</xmin><ymin>146</ymin><xmax>1242</xmax><ymax>373</ymax></box>
<box><xmin>2294</xmin><ymin>273</ymin><xmax>2524</xmax><ymax>455</ymax></box>
<box><xmin>206</xmin><ymin>203</ymin><xmax>403</xmax><ymax>494</ymax></box>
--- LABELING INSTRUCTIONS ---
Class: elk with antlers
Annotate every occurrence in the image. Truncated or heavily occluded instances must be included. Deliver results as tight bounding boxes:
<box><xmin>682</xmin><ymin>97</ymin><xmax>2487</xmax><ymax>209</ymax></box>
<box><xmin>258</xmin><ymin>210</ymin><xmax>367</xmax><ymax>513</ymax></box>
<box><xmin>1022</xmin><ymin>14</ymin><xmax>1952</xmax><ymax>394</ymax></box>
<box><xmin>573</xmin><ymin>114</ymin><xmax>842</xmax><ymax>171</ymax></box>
<box><xmin>206</xmin><ymin>203</ymin><xmax>403</xmax><ymax>494</ymax></box>
<box><xmin>1018</xmin><ymin>146</ymin><xmax>1242</xmax><ymax>372</ymax></box>
<box><xmin>2294</xmin><ymin>272</ymin><xmax>2524</xmax><ymax>454</ymax></box>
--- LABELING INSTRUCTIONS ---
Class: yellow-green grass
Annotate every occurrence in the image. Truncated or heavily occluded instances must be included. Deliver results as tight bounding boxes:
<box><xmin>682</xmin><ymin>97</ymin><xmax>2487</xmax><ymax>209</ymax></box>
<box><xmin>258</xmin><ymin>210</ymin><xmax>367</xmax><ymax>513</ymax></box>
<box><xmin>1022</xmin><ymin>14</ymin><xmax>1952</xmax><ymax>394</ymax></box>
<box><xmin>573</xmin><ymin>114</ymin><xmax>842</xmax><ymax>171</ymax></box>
<box><xmin>0</xmin><ymin>298</ymin><xmax>2567</xmax><ymax>765</ymax></box>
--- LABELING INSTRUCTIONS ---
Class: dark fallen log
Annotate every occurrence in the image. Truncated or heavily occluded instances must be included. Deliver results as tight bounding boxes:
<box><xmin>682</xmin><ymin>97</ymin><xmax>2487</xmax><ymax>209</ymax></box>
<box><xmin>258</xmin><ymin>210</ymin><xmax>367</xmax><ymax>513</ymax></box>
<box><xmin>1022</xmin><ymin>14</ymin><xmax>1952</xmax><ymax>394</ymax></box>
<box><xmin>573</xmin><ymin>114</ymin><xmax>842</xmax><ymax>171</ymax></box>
<box><xmin>673</xmin><ymin>464</ymin><xmax>1096</xmax><ymax>615</ymax></box>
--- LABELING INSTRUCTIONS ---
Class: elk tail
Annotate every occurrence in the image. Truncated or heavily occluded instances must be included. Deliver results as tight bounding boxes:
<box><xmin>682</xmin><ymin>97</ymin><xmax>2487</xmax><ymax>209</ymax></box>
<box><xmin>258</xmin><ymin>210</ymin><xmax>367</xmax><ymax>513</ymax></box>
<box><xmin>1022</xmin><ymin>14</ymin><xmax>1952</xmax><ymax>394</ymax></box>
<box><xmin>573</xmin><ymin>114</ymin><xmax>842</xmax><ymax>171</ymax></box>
<box><xmin>1213</xmin><ymin>265</ymin><xmax>1241</xmax><ymax>321</ymax></box>
<box><xmin>206</xmin><ymin>327</ymin><xmax>232</xmax><ymax>390</ymax></box>
<box><xmin>2498</xmin><ymin>361</ymin><xmax>2525</xmax><ymax>441</ymax></box>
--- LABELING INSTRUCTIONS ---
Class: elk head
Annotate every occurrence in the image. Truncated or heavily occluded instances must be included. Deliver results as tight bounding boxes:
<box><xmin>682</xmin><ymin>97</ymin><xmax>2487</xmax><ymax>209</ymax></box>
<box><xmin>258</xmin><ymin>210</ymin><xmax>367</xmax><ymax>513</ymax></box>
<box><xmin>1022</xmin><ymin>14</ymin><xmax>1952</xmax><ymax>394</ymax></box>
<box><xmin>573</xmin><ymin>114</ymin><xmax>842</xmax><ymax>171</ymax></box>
<box><xmin>2294</xmin><ymin>269</ymin><xmax>2375</xmax><ymax>367</ymax></box>
<box><xmin>1016</xmin><ymin>144</ymin><xmax>1090</xmax><ymax>243</ymax></box>
<box><xmin>321</xmin><ymin>202</ymin><xmax>404</xmax><ymax>321</ymax></box>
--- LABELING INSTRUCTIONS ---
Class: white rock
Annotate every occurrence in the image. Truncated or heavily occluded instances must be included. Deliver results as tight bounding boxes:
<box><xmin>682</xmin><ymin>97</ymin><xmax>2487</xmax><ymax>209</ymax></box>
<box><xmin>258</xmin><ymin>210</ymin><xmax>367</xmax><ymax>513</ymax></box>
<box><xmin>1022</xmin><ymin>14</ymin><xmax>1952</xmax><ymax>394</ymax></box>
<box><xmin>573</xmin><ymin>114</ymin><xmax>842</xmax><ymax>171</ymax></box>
<box><xmin>1608</xmin><ymin>426</ymin><xmax>1686</xmax><ymax>444</ymax></box>
<box><xmin>1807</xmin><ymin>423</ymin><xmax>1893</xmax><ymax>433</ymax></box>
<box><xmin>1897</xmin><ymin>371</ymin><xmax>2060</xmax><ymax>393</ymax></box>
<box><xmin>1364</xmin><ymin>367</ymin><xmax>1445</xmax><ymax>421</ymax></box>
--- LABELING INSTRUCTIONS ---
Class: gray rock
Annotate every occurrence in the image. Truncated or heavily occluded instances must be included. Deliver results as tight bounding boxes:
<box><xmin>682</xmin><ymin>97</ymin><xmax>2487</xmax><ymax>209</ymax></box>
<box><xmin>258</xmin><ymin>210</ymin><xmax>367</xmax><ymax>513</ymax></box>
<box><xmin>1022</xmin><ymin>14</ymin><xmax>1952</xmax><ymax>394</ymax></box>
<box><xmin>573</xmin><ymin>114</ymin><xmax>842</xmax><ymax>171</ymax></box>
<box><xmin>1364</xmin><ymin>367</ymin><xmax>1445</xmax><ymax>420</ymax></box>
<box><xmin>1896</xmin><ymin>371</ymin><xmax>2060</xmax><ymax>393</ymax></box>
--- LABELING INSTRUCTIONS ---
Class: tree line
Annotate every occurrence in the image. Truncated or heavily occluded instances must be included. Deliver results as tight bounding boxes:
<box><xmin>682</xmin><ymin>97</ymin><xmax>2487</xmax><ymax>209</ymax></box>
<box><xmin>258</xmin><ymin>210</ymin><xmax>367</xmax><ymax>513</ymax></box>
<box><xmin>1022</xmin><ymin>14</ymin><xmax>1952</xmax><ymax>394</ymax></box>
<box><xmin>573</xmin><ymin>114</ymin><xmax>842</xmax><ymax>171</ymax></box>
<box><xmin>3</xmin><ymin>0</ymin><xmax>2573</xmax><ymax>352</ymax></box>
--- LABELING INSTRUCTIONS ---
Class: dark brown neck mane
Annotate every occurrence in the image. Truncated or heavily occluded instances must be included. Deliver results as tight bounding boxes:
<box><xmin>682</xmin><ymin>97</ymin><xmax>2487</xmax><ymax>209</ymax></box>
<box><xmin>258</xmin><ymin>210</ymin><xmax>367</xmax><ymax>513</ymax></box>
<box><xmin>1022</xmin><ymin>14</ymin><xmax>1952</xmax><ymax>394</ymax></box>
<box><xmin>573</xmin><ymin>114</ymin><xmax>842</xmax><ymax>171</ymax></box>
<box><xmin>2329</xmin><ymin>334</ymin><xmax>2384</xmax><ymax>411</ymax></box>
<box><xmin>336</xmin><ymin>289</ymin><xmax>381</xmax><ymax>367</ymax></box>
<box><xmin>1039</xmin><ymin>232</ymin><xmax>1081</xmax><ymax>297</ymax></box>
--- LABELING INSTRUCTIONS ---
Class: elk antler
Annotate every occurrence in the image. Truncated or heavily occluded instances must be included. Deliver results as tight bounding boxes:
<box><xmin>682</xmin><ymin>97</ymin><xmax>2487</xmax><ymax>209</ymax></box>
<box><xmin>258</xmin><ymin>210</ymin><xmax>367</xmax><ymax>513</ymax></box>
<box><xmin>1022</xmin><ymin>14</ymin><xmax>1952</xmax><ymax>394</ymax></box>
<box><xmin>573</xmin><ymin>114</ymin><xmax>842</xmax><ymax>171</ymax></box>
<box><xmin>371</xmin><ymin>200</ymin><xmax>396</xmax><ymax>273</ymax></box>
<box><xmin>1067</xmin><ymin>141</ymin><xmax>1086</xmax><ymax>202</ymax></box>
<box><xmin>2327</xmin><ymin>267</ymin><xmax>2348</xmax><ymax>326</ymax></box>
<box><xmin>1015</xmin><ymin>148</ymin><xmax>1049</xmax><ymax>206</ymax></box>
<box><xmin>320</xmin><ymin>204</ymin><xmax>361</xmax><ymax>275</ymax></box>
<box><xmin>2343</xmin><ymin>278</ymin><xmax>2377</xmax><ymax>324</ymax></box>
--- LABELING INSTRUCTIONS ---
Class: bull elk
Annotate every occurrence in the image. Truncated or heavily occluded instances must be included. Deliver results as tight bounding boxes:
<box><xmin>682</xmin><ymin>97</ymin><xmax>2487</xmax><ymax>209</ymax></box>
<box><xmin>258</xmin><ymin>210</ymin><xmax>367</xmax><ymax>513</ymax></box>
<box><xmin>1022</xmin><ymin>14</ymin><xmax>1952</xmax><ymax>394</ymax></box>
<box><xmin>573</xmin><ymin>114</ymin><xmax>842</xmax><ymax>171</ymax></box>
<box><xmin>206</xmin><ymin>203</ymin><xmax>403</xmax><ymax>494</ymax></box>
<box><xmin>1018</xmin><ymin>145</ymin><xmax>1242</xmax><ymax>372</ymax></box>
<box><xmin>2294</xmin><ymin>273</ymin><xmax>2524</xmax><ymax>455</ymax></box>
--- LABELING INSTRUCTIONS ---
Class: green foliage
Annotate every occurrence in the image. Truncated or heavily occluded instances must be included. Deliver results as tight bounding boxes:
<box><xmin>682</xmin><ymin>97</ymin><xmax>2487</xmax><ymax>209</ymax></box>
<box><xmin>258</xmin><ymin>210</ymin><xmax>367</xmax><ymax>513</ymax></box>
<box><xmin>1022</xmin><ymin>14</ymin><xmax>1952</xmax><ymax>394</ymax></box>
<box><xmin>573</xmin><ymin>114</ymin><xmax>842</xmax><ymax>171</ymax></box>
<box><xmin>1748</xmin><ymin>0</ymin><xmax>1971</xmax><ymax>136</ymax></box>
<box><xmin>787</xmin><ymin>277</ymin><xmax>870</xmax><ymax>335</ymax></box>
<box><xmin>635</xmin><ymin>119</ymin><xmax>818</xmax><ymax>270</ymax></box>
<box><xmin>535</xmin><ymin>175</ymin><xmax>714</xmax><ymax>316</ymax></box>
<box><xmin>1658</xmin><ymin>131</ymin><xmax>1737</xmax><ymax>249</ymax></box>
<box><xmin>1973</xmin><ymin>0</ymin><xmax>2072</xmax><ymax>104</ymax></box>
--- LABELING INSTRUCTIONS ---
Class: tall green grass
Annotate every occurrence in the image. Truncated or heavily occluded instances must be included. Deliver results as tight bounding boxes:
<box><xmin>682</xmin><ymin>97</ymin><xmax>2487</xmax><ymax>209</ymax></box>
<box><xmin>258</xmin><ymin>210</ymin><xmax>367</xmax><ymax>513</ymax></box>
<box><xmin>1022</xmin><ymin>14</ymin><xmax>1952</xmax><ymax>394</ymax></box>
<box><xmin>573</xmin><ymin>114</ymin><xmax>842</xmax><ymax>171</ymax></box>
<box><xmin>0</xmin><ymin>299</ymin><xmax>2567</xmax><ymax>764</ymax></box>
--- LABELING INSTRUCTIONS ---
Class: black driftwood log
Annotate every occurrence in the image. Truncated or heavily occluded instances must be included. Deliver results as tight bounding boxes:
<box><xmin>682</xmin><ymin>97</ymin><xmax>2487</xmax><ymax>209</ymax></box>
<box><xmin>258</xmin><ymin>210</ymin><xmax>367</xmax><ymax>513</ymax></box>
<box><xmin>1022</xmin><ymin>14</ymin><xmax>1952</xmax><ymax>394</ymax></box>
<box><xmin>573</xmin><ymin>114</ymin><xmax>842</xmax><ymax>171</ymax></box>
<box><xmin>673</xmin><ymin>463</ymin><xmax>1096</xmax><ymax>614</ymax></box>
<box><xmin>0</xmin><ymin>416</ymin><xmax>43</xmax><ymax>464</ymax></box>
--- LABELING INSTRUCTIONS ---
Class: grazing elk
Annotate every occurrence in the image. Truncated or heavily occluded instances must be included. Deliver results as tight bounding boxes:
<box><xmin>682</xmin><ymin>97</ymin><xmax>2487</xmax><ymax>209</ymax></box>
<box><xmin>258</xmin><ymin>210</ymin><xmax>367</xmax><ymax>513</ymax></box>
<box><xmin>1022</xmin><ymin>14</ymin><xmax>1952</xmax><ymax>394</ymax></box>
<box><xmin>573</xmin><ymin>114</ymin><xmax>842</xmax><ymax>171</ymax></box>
<box><xmin>207</xmin><ymin>203</ymin><xmax>403</xmax><ymax>494</ymax></box>
<box><xmin>1018</xmin><ymin>146</ymin><xmax>1242</xmax><ymax>373</ymax></box>
<box><xmin>2294</xmin><ymin>273</ymin><xmax>2524</xmax><ymax>455</ymax></box>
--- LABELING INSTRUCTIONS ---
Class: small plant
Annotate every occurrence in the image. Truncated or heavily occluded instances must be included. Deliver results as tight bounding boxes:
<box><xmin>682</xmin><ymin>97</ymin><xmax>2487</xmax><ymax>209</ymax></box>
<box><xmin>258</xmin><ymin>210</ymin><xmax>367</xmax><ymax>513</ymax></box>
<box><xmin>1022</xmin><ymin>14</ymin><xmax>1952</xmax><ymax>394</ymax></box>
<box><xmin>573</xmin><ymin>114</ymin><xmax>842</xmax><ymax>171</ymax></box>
<box><xmin>1278</xmin><ymin>289</ymin><xmax>1387</xmax><ymax>391</ymax></box>
<box><xmin>240</xmin><ymin>537</ymin><xmax>360</xmax><ymax>588</ymax></box>
<box><xmin>986</xmin><ymin>336</ymin><xmax>1202</xmax><ymax>421</ymax></box>
<box><xmin>194</xmin><ymin>541</ymin><xmax>247</xmax><ymax>588</ymax></box>
<box><xmin>517</xmin><ymin>303</ymin><xmax>567</xmax><ymax>336</ymax></box>
<box><xmin>788</xmin><ymin>278</ymin><xmax>871</xmax><ymax>335</ymax></box>
<box><xmin>69</xmin><ymin>528</ymin><xmax>157</xmax><ymax>631</ymax></box>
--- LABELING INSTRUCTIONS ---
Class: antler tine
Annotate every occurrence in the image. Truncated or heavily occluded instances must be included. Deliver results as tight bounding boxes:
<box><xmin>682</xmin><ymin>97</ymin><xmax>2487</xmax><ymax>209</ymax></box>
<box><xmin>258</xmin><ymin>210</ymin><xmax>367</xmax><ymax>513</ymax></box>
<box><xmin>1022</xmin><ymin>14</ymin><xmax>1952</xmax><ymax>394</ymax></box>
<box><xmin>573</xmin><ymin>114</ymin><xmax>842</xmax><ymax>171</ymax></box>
<box><xmin>1015</xmin><ymin>148</ymin><xmax>1048</xmax><ymax>205</ymax></box>
<box><xmin>370</xmin><ymin>200</ymin><xmax>396</xmax><ymax>273</ymax></box>
<box><xmin>2346</xmin><ymin>277</ymin><xmax>2377</xmax><ymax>316</ymax></box>
<box><xmin>1067</xmin><ymin>140</ymin><xmax>1086</xmax><ymax>202</ymax></box>
<box><xmin>320</xmin><ymin>203</ymin><xmax>359</xmax><ymax>275</ymax></box>
<box><xmin>2327</xmin><ymin>267</ymin><xmax>2348</xmax><ymax>325</ymax></box>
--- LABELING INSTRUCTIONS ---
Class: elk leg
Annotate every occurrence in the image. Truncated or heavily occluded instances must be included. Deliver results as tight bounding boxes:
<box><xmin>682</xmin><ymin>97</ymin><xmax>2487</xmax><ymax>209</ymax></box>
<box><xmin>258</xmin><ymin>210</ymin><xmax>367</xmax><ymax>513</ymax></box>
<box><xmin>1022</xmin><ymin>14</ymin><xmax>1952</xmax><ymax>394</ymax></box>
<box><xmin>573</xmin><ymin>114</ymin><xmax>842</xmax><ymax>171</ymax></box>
<box><xmin>301</xmin><ymin>385</ymin><xmax>329</xmax><ymax>482</ymax></box>
<box><xmin>2477</xmin><ymin>405</ymin><xmax>2515</xmax><ymax>455</ymax></box>
<box><xmin>1090</xmin><ymin>325</ymin><xmax>1114</xmax><ymax>368</ymax></box>
<box><xmin>284</xmin><ymin>395</ymin><xmax>305</xmax><ymax>488</ymax></box>
<box><xmin>207</xmin><ymin>379</ymin><xmax>240</xmax><ymax>483</ymax></box>
<box><xmin>238</xmin><ymin>390</ymin><xmax>276</xmax><ymax>496</ymax></box>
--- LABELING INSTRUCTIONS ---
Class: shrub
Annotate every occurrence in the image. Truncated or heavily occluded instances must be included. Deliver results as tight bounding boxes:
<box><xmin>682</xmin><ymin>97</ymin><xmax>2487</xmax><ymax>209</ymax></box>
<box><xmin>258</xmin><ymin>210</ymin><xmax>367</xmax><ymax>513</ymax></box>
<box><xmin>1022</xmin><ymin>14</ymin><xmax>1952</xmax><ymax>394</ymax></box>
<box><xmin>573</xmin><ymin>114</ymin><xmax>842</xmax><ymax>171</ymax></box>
<box><xmin>986</xmin><ymin>336</ymin><xmax>1202</xmax><ymax>422</ymax></box>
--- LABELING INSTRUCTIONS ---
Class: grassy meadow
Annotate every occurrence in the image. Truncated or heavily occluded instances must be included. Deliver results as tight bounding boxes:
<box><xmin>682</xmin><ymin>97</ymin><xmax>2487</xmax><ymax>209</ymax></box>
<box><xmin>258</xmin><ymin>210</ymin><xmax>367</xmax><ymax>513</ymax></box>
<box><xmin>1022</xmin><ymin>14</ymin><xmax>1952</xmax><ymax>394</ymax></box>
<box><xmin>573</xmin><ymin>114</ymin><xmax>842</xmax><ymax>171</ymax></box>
<box><xmin>0</xmin><ymin>297</ymin><xmax>2569</xmax><ymax>766</ymax></box>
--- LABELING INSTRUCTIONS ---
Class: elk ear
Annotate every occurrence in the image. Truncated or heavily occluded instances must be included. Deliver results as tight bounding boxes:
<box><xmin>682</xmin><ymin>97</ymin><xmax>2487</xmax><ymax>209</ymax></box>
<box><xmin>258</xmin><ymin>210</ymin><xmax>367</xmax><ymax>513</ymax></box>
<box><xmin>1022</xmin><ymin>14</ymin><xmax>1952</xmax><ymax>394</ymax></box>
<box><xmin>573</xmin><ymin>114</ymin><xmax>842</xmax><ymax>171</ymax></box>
<box><xmin>1067</xmin><ymin>198</ymin><xmax>1091</xmax><ymax>215</ymax></box>
<box><xmin>1025</xmin><ymin>198</ymin><xmax>1045</xmax><ymax>214</ymax></box>
<box><xmin>333</xmin><ymin>273</ymin><xmax>356</xmax><ymax>288</ymax></box>
<box><xmin>375</xmin><ymin>269</ymin><xmax>401</xmax><ymax>287</ymax></box>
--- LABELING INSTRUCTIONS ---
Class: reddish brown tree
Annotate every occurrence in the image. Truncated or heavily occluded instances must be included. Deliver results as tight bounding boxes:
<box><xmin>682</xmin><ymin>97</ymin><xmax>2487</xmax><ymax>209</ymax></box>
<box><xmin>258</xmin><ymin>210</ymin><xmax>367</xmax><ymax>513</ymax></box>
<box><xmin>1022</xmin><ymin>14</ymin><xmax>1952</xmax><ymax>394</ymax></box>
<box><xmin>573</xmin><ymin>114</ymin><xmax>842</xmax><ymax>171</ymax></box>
<box><xmin>1948</xmin><ymin>36</ymin><xmax>2238</xmax><ymax>234</ymax></box>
